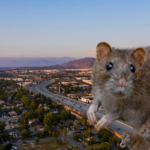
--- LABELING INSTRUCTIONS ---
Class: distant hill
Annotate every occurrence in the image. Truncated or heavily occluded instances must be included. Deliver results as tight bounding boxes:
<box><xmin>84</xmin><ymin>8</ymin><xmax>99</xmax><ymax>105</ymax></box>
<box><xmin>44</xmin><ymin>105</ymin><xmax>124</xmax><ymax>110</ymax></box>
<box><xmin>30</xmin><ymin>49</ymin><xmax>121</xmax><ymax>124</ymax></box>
<box><xmin>61</xmin><ymin>57</ymin><xmax>95</xmax><ymax>68</ymax></box>
<box><xmin>0</xmin><ymin>57</ymin><xmax>77</xmax><ymax>68</ymax></box>
<box><xmin>47</xmin><ymin>57</ymin><xmax>96</xmax><ymax>69</ymax></box>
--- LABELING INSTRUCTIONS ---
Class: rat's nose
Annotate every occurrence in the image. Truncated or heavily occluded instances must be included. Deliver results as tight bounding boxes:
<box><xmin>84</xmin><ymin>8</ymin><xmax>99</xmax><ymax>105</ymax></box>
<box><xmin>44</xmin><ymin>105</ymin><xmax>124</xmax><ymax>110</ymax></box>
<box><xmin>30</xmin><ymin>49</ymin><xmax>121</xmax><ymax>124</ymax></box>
<box><xmin>118</xmin><ymin>78</ymin><xmax>126</xmax><ymax>87</ymax></box>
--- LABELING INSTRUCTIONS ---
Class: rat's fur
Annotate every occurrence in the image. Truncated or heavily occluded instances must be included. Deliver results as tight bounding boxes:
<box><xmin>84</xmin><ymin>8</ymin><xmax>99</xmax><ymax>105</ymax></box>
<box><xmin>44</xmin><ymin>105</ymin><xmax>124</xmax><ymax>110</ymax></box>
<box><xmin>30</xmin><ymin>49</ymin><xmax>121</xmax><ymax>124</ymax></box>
<box><xmin>87</xmin><ymin>42</ymin><xmax>150</xmax><ymax>132</ymax></box>
<box><xmin>140</xmin><ymin>124</ymin><xmax>150</xmax><ymax>148</ymax></box>
<box><xmin>120</xmin><ymin>131</ymin><xmax>149</xmax><ymax>150</ymax></box>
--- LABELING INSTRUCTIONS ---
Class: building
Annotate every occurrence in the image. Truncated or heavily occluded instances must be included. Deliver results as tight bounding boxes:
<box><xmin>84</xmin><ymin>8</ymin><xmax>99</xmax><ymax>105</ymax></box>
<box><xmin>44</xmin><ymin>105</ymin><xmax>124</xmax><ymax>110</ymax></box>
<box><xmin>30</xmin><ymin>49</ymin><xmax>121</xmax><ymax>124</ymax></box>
<box><xmin>82</xmin><ymin>80</ymin><xmax>92</xmax><ymax>85</ymax></box>
<box><xmin>80</xmin><ymin>96</ymin><xmax>93</xmax><ymax>103</ymax></box>
<box><xmin>8</xmin><ymin>111</ymin><xmax>17</xmax><ymax>116</ymax></box>
<box><xmin>29</xmin><ymin>118</ymin><xmax>39</xmax><ymax>124</ymax></box>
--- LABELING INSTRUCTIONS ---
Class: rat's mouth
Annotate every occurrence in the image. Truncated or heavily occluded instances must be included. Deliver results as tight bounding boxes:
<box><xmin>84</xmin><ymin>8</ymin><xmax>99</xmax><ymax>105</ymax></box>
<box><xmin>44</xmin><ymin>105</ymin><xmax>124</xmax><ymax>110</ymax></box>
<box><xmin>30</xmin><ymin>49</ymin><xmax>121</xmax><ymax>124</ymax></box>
<box><xmin>112</xmin><ymin>91</ymin><xmax>125</xmax><ymax>98</ymax></box>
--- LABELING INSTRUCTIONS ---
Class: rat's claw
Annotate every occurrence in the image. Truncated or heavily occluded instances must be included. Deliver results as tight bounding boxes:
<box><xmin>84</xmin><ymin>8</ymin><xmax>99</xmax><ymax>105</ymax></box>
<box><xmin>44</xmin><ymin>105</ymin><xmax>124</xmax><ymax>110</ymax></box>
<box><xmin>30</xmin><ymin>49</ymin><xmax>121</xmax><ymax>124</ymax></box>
<box><xmin>87</xmin><ymin>105</ymin><xmax>97</xmax><ymax>125</ymax></box>
<box><xmin>95</xmin><ymin>115</ymin><xmax>111</xmax><ymax>129</ymax></box>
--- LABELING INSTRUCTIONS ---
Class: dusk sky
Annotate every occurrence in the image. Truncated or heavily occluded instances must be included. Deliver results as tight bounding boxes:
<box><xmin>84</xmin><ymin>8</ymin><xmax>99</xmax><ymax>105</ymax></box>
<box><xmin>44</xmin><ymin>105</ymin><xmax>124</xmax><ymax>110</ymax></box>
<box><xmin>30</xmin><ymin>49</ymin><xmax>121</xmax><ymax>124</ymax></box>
<box><xmin>0</xmin><ymin>0</ymin><xmax>150</xmax><ymax>58</ymax></box>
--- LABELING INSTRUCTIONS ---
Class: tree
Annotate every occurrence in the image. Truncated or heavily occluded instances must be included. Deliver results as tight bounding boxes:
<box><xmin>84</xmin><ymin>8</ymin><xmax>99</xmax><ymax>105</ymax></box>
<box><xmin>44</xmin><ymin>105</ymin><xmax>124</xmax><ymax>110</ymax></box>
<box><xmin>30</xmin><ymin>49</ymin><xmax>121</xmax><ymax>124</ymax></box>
<box><xmin>70</xmin><ymin>114</ymin><xmax>76</xmax><ymax>120</ymax></box>
<box><xmin>87</xmin><ymin>138</ymin><xmax>95</xmax><ymax>145</ymax></box>
<box><xmin>99</xmin><ymin>128</ymin><xmax>110</xmax><ymax>137</ymax></box>
<box><xmin>14</xmin><ymin>107</ymin><xmax>20</xmax><ymax>115</ymax></box>
<box><xmin>44</xmin><ymin>113</ymin><xmax>58</xmax><ymax>127</ymax></box>
<box><xmin>74</xmin><ymin>120</ymin><xmax>78</xmax><ymax>127</ymax></box>
<box><xmin>19</xmin><ymin>123</ymin><xmax>24</xmax><ymax>131</ymax></box>
<box><xmin>0</xmin><ymin>121</ymin><xmax>5</xmax><ymax>133</ymax></box>
<box><xmin>59</xmin><ymin>110</ymin><xmax>70</xmax><ymax>121</ymax></box>
<box><xmin>62</xmin><ymin>129</ymin><xmax>67</xmax><ymax>140</ymax></box>
<box><xmin>87</xmin><ymin>148</ymin><xmax>94</xmax><ymax>150</ymax></box>
<box><xmin>54</xmin><ymin>131</ymin><xmax>59</xmax><ymax>139</ymax></box>
<box><xmin>99</xmin><ymin>142</ymin><xmax>111</xmax><ymax>150</ymax></box>
<box><xmin>21</xmin><ymin>95</ymin><xmax>31</xmax><ymax>108</ymax></box>
<box><xmin>48</xmin><ymin>129</ymin><xmax>52</xmax><ymax>136</ymax></box>
<box><xmin>16</xmin><ymin>90</ymin><xmax>24</xmax><ymax>99</ymax></box>
<box><xmin>21</xmin><ymin>129</ymin><xmax>30</xmax><ymax>138</ymax></box>
<box><xmin>29</xmin><ymin>101</ymin><xmax>36</xmax><ymax>111</ymax></box>
<box><xmin>0</xmin><ymin>121</ymin><xmax>6</xmax><ymax>133</ymax></box>
<box><xmin>35</xmin><ymin>137</ymin><xmax>40</xmax><ymax>143</ymax></box>
<box><xmin>80</xmin><ymin>116</ymin><xmax>87</xmax><ymax>126</ymax></box>
<box><xmin>0</xmin><ymin>145</ymin><xmax>3</xmax><ymax>150</ymax></box>
<box><xmin>72</xmin><ymin>134</ymin><xmax>79</xmax><ymax>141</ymax></box>
<box><xmin>101</xmin><ymin>134</ymin><xmax>110</xmax><ymax>143</ymax></box>
<box><xmin>5</xmin><ymin>143</ymin><xmax>12</xmax><ymax>150</ymax></box>
<box><xmin>44</xmin><ymin>126</ymin><xmax>51</xmax><ymax>136</ymax></box>
<box><xmin>68</xmin><ymin>122</ymin><xmax>73</xmax><ymax>128</ymax></box>
<box><xmin>21</xmin><ymin>112</ymin><xmax>35</xmax><ymax>123</ymax></box>
<box><xmin>74</xmin><ymin>126</ymin><xmax>77</xmax><ymax>132</ymax></box>
<box><xmin>87</xmin><ymin>128</ymin><xmax>91</xmax><ymax>137</ymax></box>
<box><xmin>44</xmin><ymin>108</ymin><xmax>50</xmax><ymax>113</ymax></box>
<box><xmin>74</xmin><ymin>146</ymin><xmax>80</xmax><ymax>150</ymax></box>
<box><xmin>85</xmin><ymin>130</ymin><xmax>90</xmax><ymax>138</ymax></box>
<box><xmin>36</xmin><ymin>106</ymin><xmax>45</xmax><ymax>121</ymax></box>
<box><xmin>109</xmin><ymin>137</ymin><xmax>117</xmax><ymax>144</ymax></box>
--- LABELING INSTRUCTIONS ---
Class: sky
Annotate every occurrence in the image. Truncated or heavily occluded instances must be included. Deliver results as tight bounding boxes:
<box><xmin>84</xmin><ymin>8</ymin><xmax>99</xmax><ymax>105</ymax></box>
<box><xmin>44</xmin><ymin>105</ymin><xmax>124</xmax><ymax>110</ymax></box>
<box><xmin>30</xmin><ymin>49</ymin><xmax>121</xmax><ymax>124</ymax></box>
<box><xmin>0</xmin><ymin>0</ymin><xmax>150</xmax><ymax>58</ymax></box>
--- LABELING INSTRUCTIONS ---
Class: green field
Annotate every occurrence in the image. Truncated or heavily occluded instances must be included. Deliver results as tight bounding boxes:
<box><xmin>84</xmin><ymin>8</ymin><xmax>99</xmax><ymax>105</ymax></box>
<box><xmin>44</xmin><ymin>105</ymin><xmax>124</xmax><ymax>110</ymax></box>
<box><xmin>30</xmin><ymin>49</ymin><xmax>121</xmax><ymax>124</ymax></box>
<box><xmin>21</xmin><ymin>139</ymin><xmax>70</xmax><ymax>150</ymax></box>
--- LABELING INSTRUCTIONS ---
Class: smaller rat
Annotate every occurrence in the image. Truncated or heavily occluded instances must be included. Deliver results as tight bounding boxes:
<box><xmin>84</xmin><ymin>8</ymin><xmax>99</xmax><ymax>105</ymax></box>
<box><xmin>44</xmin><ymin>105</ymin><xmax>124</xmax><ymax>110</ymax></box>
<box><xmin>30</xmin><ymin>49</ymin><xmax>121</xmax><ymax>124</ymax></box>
<box><xmin>140</xmin><ymin>124</ymin><xmax>150</xmax><ymax>148</ymax></box>
<box><xmin>120</xmin><ymin>131</ymin><xmax>149</xmax><ymax>150</ymax></box>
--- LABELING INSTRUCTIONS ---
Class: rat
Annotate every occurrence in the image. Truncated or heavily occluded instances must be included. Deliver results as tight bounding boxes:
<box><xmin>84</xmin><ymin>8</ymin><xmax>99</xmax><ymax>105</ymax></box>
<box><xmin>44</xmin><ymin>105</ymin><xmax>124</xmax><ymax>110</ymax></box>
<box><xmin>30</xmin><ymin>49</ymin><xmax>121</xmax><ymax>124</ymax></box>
<box><xmin>120</xmin><ymin>131</ymin><xmax>149</xmax><ymax>150</ymax></box>
<box><xmin>87</xmin><ymin>41</ymin><xmax>150</xmax><ymax>132</ymax></box>
<box><xmin>140</xmin><ymin>124</ymin><xmax>150</xmax><ymax>147</ymax></box>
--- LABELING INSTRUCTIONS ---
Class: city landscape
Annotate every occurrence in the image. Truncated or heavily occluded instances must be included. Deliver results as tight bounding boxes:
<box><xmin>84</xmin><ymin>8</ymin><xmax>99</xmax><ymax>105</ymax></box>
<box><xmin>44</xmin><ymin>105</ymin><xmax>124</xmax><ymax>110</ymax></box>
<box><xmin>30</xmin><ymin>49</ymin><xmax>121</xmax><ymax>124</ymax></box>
<box><xmin>1</xmin><ymin>1</ymin><xmax>149</xmax><ymax>150</ymax></box>
<box><xmin>0</xmin><ymin>68</ymin><xmax>132</xmax><ymax>150</ymax></box>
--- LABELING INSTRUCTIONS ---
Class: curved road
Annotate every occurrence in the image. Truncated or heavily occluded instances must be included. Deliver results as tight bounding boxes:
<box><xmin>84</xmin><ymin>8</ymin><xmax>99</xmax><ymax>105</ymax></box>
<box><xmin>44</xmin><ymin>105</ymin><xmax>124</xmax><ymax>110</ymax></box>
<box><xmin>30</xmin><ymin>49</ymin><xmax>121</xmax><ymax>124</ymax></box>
<box><xmin>27</xmin><ymin>80</ymin><xmax>135</xmax><ymax>137</ymax></box>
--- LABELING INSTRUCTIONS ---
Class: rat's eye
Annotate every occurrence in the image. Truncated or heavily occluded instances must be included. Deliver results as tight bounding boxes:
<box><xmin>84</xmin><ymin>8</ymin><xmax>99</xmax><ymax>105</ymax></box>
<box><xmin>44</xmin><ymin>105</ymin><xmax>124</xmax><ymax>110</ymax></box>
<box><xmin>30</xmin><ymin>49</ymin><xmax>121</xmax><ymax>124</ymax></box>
<box><xmin>144</xmin><ymin>129</ymin><xmax>147</xmax><ymax>132</ymax></box>
<box><xmin>106</xmin><ymin>62</ymin><xmax>113</xmax><ymax>70</ymax></box>
<box><xmin>130</xmin><ymin>65</ymin><xmax>135</xmax><ymax>73</ymax></box>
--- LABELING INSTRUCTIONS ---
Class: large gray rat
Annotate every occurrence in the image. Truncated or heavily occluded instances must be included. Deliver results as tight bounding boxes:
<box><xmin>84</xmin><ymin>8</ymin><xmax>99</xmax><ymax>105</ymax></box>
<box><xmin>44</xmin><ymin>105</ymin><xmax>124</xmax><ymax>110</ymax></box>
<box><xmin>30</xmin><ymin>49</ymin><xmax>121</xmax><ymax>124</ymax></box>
<box><xmin>87</xmin><ymin>42</ymin><xmax>150</xmax><ymax>132</ymax></box>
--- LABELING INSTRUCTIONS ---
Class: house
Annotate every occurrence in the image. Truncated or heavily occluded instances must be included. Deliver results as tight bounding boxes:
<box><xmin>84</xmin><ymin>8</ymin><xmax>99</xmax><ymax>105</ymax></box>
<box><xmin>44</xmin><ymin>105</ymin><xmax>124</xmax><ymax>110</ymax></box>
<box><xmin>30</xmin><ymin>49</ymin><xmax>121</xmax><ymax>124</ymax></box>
<box><xmin>8</xmin><ymin>111</ymin><xmax>17</xmax><ymax>116</ymax></box>
<box><xmin>52</xmin><ymin>125</ymin><xmax>58</xmax><ymax>131</ymax></box>
<box><xmin>0</xmin><ymin>100</ymin><xmax>5</xmax><ymax>105</ymax></box>
<box><xmin>29</xmin><ymin>121</ymin><xmax>44</xmax><ymax>132</ymax></box>
<box><xmin>80</xmin><ymin>96</ymin><xmax>93</xmax><ymax>103</ymax></box>
<box><xmin>67</xmin><ymin>94</ymin><xmax>76</xmax><ymax>99</ymax></box>
<box><xmin>29</xmin><ymin>118</ymin><xmax>39</xmax><ymax>124</ymax></box>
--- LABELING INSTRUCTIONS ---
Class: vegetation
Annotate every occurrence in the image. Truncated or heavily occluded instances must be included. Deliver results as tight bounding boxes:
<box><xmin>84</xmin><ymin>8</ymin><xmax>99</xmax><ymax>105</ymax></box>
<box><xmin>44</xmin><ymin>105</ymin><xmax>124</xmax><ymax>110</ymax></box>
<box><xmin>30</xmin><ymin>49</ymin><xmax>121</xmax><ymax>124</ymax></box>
<box><xmin>44</xmin><ymin>113</ymin><xmax>58</xmax><ymax>127</ymax></box>
<box><xmin>21</xmin><ymin>129</ymin><xmax>30</xmax><ymax>138</ymax></box>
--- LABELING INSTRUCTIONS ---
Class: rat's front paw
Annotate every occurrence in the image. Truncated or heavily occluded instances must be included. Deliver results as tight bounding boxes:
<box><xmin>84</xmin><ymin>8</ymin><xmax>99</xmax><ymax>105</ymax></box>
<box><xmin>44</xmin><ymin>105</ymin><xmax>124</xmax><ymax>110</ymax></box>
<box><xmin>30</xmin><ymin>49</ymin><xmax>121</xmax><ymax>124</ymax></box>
<box><xmin>95</xmin><ymin>115</ymin><xmax>112</xmax><ymax>129</ymax></box>
<box><xmin>87</xmin><ymin>104</ymin><xmax>98</xmax><ymax>125</ymax></box>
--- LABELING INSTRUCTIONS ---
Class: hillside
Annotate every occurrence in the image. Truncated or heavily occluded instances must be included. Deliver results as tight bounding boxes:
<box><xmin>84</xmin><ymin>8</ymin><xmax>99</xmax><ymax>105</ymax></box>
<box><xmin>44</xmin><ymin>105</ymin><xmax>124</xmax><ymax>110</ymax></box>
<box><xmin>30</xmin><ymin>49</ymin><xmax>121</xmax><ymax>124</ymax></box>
<box><xmin>60</xmin><ymin>57</ymin><xmax>95</xmax><ymax>68</ymax></box>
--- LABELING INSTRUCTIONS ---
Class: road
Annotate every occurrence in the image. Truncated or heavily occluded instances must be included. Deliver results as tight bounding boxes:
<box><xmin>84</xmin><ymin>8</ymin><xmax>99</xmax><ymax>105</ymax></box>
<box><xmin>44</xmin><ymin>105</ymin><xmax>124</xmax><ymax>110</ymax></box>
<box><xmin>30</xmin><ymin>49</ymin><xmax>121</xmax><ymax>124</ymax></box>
<box><xmin>27</xmin><ymin>80</ymin><xmax>135</xmax><ymax>137</ymax></box>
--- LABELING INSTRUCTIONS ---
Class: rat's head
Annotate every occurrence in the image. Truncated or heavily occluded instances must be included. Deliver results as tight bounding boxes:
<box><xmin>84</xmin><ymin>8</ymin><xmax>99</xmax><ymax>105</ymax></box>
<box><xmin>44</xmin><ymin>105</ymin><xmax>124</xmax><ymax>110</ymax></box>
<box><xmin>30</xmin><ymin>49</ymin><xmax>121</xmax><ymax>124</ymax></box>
<box><xmin>120</xmin><ymin>131</ymin><xmax>132</xmax><ymax>148</ymax></box>
<box><xmin>96</xmin><ymin>42</ymin><xmax>147</xmax><ymax>98</ymax></box>
<box><xmin>141</xmin><ymin>124</ymin><xmax>150</xmax><ymax>139</ymax></box>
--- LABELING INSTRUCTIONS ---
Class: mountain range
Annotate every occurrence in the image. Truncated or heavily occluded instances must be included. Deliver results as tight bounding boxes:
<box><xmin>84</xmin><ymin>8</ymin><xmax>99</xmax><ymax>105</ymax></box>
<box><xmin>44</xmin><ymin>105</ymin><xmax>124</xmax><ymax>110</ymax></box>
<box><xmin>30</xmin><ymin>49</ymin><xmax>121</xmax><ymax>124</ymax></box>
<box><xmin>0</xmin><ymin>57</ymin><xmax>77</xmax><ymax>68</ymax></box>
<box><xmin>0</xmin><ymin>57</ymin><xmax>96</xmax><ymax>69</ymax></box>
<box><xmin>48</xmin><ymin>57</ymin><xmax>96</xmax><ymax>69</ymax></box>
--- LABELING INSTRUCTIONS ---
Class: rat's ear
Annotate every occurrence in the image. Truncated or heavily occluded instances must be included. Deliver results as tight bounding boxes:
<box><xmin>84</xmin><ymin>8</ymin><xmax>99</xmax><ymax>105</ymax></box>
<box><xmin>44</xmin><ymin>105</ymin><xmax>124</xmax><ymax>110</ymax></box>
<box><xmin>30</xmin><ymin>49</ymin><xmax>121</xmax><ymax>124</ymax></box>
<box><xmin>96</xmin><ymin>42</ymin><xmax>111</xmax><ymax>61</ymax></box>
<box><xmin>130</xmin><ymin>132</ymin><xmax>133</xmax><ymax>136</ymax></box>
<box><xmin>142</xmin><ymin>124</ymin><xmax>146</xmax><ymax>128</ymax></box>
<box><xmin>123</xmin><ymin>131</ymin><xmax>127</xmax><ymax>134</ymax></box>
<box><xmin>131</xmin><ymin>48</ymin><xmax>147</xmax><ymax>66</ymax></box>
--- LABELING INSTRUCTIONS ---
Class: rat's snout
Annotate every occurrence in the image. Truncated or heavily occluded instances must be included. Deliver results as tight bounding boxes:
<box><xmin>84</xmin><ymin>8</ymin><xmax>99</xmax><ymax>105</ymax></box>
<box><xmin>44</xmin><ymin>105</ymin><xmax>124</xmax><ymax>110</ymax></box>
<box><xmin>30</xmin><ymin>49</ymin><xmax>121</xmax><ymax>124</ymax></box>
<box><xmin>118</xmin><ymin>78</ymin><xmax>126</xmax><ymax>87</ymax></box>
